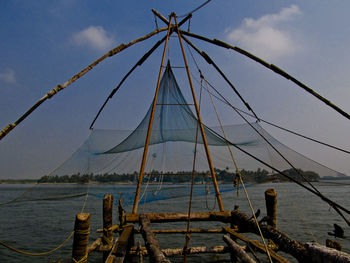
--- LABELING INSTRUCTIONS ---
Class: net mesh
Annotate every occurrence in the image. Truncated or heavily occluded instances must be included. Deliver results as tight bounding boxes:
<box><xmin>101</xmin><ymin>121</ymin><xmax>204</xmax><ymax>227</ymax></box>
<box><xmin>50</xmin><ymin>64</ymin><xmax>340</xmax><ymax>181</ymax></box>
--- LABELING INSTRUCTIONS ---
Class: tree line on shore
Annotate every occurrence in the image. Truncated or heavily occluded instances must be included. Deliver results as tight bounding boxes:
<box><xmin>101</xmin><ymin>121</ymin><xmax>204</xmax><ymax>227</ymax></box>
<box><xmin>37</xmin><ymin>168</ymin><xmax>320</xmax><ymax>184</ymax></box>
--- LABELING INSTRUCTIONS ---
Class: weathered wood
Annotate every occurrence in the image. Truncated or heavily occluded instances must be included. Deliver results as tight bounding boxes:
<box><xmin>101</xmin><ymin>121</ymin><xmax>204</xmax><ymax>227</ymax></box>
<box><xmin>105</xmin><ymin>224</ymin><xmax>134</xmax><ymax>263</ymax></box>
<box><xmin>87</xmin><ymin>236</ymin><xmax>102</xmax><ymax>254</ymax></box>
<box><xmin>306</xmin><ymin>242</ymin><xmax>350</xmax><ymax>263</ymax></box>
<box><xmin>326</xmin><ymin>239</ymin><xmax>342</xmax><ymax>251</ymax></box>
<box><xmin>231</xmin><ymin>210</ymin><xmax>308</xmax><ymax>262</ymax></box>
<box><xmin>72</xmin><ymin>213</ymin><xmax>90</xmax><ymax>263</ymax></box>
<box><xmin>119</xmin><ymin>199</ymin><xmax>125</xmax><ymax>226</ymax></box>
<box><xmin>103</xmin><ymin>194</ymin><xmax>114</xmax><ymax>261</ymax></box>
<box><xmin>139</xmin><ymin>214</ymin><xmax>170</xmax><ymax>263</ymax></box>
<box><xmin>265</xmin><ymin>189</ymin><xmax>277</xmax><ymax>228</ymax></box>
<box><xmin>97</xmin><ymin>224</ymin><xmax>119</xmax><ymax>233</ymax></box>
<box><xmin>223</xmin><ymin>227</ymin><xmax>289</xmax><ymax>263</ymax></box>
<box><xmin>126</xmin><ymin>211</ymin><xmax>231</xmax><ymax>223</ymax></box>
<box><xmin>223</xmin><ymin>235</ymin><xmax>256</xmax><ymax>263</ymax></box>
<box><xmin>129</xmin><ymin>245</ymin><xmax>229</xmax><ymax>256</ymax></box>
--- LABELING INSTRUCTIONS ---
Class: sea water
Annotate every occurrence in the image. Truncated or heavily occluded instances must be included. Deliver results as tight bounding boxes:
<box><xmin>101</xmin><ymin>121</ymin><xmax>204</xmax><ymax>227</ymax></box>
<box><xmin>0</xmin><ymin>182</ymin><xmax>349</xmax><ymax>262</ymax></box>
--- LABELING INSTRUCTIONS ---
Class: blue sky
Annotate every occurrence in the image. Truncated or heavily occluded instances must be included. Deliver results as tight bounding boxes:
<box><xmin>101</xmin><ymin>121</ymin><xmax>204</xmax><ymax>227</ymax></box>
<box><xmin>0</xmin><ymin>0</ymin><xmax>349</xmax><ymax>179</ymax></box>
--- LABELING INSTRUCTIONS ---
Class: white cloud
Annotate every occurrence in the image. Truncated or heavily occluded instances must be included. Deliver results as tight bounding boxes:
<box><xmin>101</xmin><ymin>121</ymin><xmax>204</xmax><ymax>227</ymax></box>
<box><xmin>0</xmin><ymin>69</ymin><xmax>16</xmax><ymax>84</ymax></box>
<box><xmin>226</xmin><ymin>5</ymin><xmax>302</xmax><ymax>61</ymax></box>
<box><xmin>72</xmin><ymin>26</ymin><xmax>115</xmax><ymax>51</ymax></box>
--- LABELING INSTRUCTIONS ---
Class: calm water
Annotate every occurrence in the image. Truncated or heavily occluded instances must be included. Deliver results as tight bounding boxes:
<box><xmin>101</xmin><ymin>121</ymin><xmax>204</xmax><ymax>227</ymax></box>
<box><xmin>0</xmin><ymin>182</ymin><xmax>349</xmax><ymax>262</ymax></box>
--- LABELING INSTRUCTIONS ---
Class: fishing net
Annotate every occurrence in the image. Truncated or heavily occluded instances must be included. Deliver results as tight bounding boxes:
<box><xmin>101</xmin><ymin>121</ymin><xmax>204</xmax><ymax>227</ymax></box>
<box><xmin>49</xmin><ymin>64</ymin><xmax>340</xmax><ymax>184</ymax></box>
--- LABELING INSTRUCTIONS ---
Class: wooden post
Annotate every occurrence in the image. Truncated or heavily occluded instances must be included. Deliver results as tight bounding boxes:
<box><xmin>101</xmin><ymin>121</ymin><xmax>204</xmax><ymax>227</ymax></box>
<box><xmin>174</xmin><ymin>15</ymin><xmax>224</xmax><ymax>212</ymax></box>
<box><xmin>265</xmin><ymin>189</ymin><xmax>277</xmax><ymax>229</ymax></box>
<box><xmin>119</xmin><ymin>198</ymin><xmax>125</xmax><ymax>226</ymax></box>
<box><xmin>103</xmin><ymin>194</ymin><xmax>114</xmax><ymax>261</ymax></box>
<box><xmin>72</xmin><ymin>213</ymin><xmax>90</xmax><ymax>263</ymax></box>
<box><xmin>132</xmin><ymin>15</ymin><xmax>174</xmax><ymax>214</ymax></box>
<box><xmin>139</xmin><ymin>214</ymin><xmax>170</xmax><ymax>263</ymax></box>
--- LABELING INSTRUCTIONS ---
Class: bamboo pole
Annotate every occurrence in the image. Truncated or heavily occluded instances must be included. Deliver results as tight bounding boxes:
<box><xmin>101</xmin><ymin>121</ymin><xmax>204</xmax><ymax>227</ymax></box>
<box><xmin>174</xmin><ymin>15</ymin><xmax>224</xmax><ymax>212</ymax></box>
<box><xmin>178</xmin><ymin>30</ymin><xmax>350</xmax><ymax>121</ymax></box>
<box><xmin>102</xmin><ymin>194</ymin><xmax>114</xmax><ymax>261</ymax></box>
<box><xmin>139</xmin><ymin>214</ymin><xmax>170</xmax><ymax>263</ymax></box>
<box><xmin>0</xmin><ymin>27</ymin><xmax>170</xmax><ymax>141</ymax></box>
<box><xmin>132</xmin><ymin>15</ymin><xmax>174</xmax><ymax>214</ymax></box>
<box><xmin>72</xmin><ymin>213</ymin><xmax>90</xmax><ymax>263</ymax></box>
<box><xmin>265</xmin><ymin>189</ymin><xmax>277</xmax><ymax>229</ymax></box>
<box><xmin>223</xmin><ymin>235</ymin><xmax>256</xmax><ymax>263</ymax></box>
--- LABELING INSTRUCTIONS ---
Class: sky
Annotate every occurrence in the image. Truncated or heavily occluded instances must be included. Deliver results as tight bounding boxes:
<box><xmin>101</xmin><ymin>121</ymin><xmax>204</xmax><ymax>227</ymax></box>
<box><xmin>0</xmin><ymin>0</ymin><xmax>349</xmax><ymax>179</ymax></box>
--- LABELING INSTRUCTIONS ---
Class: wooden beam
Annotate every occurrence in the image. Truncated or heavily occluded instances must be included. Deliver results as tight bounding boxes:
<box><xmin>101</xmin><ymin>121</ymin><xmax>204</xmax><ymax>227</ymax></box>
<box><xmin>306</xmin><ymin>243</ymin><xmax>350</xmax><ymax>263</ymax></box>
<box><xmin>139</xmin><ymin>214</ymin><xmax>170</xmax><ymax>263</ymax></box>
<box><xmin>87</xmin><ymin>236</ymin><xmax>102</xmax><ymax>254</ymax></box>
<box><xmin>223</xmin><ymin>235</ymin><xmax>256</xmax><ymax>263</ymax></box>
<box><xmin>129</xmin><ymin>245</ymin><xmax>229</xmax><ymax>256</ymax></box>
<box><xmin>223</xmin><ymin>227</ymin><xmax>289</xmax><ymax>263</ymax></box>
<box><xmin>105</xmin><ymin>225</ymin><xmax>134</xmax><ymax>263</ymax></box>
<box><xmin>126</xmin><ymin>211</ymin><xmax>231</xmax><ymax>223</ymax></box>
<box><xmin>231</xmin><ymin>210</ymin><xmax>308</xmax><ymax>262</ymax></box>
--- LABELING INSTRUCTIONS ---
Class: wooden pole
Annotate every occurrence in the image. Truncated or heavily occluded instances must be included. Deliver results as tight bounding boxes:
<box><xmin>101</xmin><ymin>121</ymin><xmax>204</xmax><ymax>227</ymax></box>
<box><xmin>231</xmin><ymin>210</ymin><xmax>309</xmax><ymax>262</ymax></box>
<box><xmin>72</xmin><ymin>213</ymin><xmax>90</xmax><ymax>263</ymax></box>
<box><xmin>105</xmin><ymin>224</ymin><xmax>135</xmax><ymax>263</ymax></box>
<box><xmin>223</xmin><ymin>235</ymin><xmax>256</xmax><ymax>263</ymax></box>
<box><xmin>264</xmin><ymin>189</ymin><xmax>277</xmax><ymax>229</ymax></box>
<box><xmin>126</xmin><ymin>211</ymin><xmax>231</xmax><ymax>223</ymax></box>
<box><xmin>132</xmin><ymin>15</ymin><xmax>174</xmax><ymax>214</ymax></box>
<box><xmin>139</xmin><ymin>214</ymin><xmax>170</xmax><ymax>263</ymax></box>
<box><xmin>129</xmin><ymin>245</ymin><xmax>229</xmax><ymax>256</ymax></box>
<box><xmin>103</xmin><ymin>194</ymin><xmax>114</xmax><ymax>261</ymax></box>
<box><xmin>173</xmin><ymin>15</ymin><xmax>224</xmax><ymax>212</ymax></box>
<box><xmin>119</xmin><ymin>198</ymin><xmax>125</xmax><ymax>226</ymax></box>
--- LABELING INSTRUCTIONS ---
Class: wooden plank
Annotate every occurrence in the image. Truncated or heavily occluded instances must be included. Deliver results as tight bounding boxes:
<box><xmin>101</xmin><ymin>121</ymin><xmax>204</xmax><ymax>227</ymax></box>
<box><xmin>126</xmin><ymin>211</ymin><xmax>231</xmax><ymax>223</ymax></box>
<box><xmin>105</xmin><ymin>225</ymin><xmax>134</xmax><ymax>263</ymax></box>
<box><xmin>223</xmin><ymin>227</ymin><xmax>289</xmax><ymax>263</ymax></box>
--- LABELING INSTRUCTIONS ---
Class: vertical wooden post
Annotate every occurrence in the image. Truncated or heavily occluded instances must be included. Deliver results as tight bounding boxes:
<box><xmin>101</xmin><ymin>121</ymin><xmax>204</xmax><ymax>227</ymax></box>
<box><xmin>174</xmin><ymin>15</ymin><xmax>224</xmax><ymax>212</ymax></box>
<box><xmin>72</xmin><ymin>213</ymin><xmax>90</xmax><ymax>263</ymax></box>
<box><xmin>264</xmin><ymin>189</ymin><xmax>277</xmax><ymax>229</ymax></box>
<box><xmin>103</xmin><ymin>194</ymin><xmax>114</xmax><ymax>261</ymax></box>
<box><xmin>119</xmin><ymin>198</ymin><xmax>125</xmax><ymax>226</ymax></box>
<box><xmin>132</xmin><ymin>15</ymin><xmax>174</xmax><ymax>214</ymax></box>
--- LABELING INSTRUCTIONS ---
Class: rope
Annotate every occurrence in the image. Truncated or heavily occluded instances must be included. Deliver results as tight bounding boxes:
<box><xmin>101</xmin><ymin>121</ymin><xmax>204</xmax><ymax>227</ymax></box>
<box><xmin>202</xmin><ymin>75</ymin><xmax>331</xmax><ymax>198</ymax></box>
<box><xmin>0</xmin><ymin>183</ymin><xmax>39</xmax><ymax>206</ymax></box>
<box><xmin>189</xmin><ymin>71</ymin><xmax>350</xmax><ymax>155</ymax></box>
<box><xmin>183</xmin><ymin>65</ymin><xmax>203</xmax><ymax>263</ymax></box>
<box><xmin>203</xmin><ymin>73</ymin><xmax>273</xmax><ymax>263</ymax></box>
<box><xmin>72</xmin><ymin>253</ymin><xmax>88</xmax><ymax>263</ymax></box>
<box><xmin>178</xmin><ymin>0</ymin><xmax>212</xmax><ymax>18</ymax></box>
<box><xmin>0</xmin><ymin>231</ymin><xmax>74</xmax><ymax>256</ymax></box>
<box><xmin>281</xmin><ymin>188</ymin><xmax>318</xmax><ymax>242</ymax></box>
<box><xmin>179</xmin><ymin>30</ymin><xmax>350</xmax><ymax>121</ymax></box>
